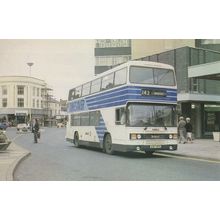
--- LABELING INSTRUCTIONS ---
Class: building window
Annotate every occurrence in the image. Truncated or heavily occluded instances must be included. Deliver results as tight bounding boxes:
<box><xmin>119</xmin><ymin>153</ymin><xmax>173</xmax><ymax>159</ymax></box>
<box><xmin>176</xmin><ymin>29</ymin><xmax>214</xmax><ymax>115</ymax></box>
<box><xmin>17</xmin><ymin>98</ymin><xmax>24</xmax><ymax>107</ymax></box>
<box><xmin>2</xmin><ymin>98</ymin><xmax>7</xmax><ymax>107</ymax></box>
<box><xmin>17</xmin><ymin>85</ymin><xmax>25</xmax><ymax>95</ymax></box>
<box><xmin>95</xmin><ymin>39</ymin><xmax>131</xmax><ymax>48</ymax></box>
<box><xmin>41</xmin><ymin>89</ymin><xmax>44</xmax><ymax>97</ymax></box>
<box><xmin>37</xmin><ymin>100</ymin><xmax>39</xmax><ymax>108</ymax></box>
<box><xmin>33</xmin><ymin>99</ymin><xmax>35</xmax><ymax>108</ymax></box>
<box><xmin>201</xmin><ymin>39</ymin><xmax>220</xmax><ymax>44</ymax></box>
<box><xmin>41</xmin><ymin>101</ymin><xmax>43</xmax><ymax>108</ymax></box>
<box><xmin>95</xmin><ymin>55</ymin><xmax>131</xmax><ymax>66</ymax></box>
<box><xmin>191</xmin><ymin>78</ymin><xmax>199</xmax><ymax>92</ymax></box>
<box><xmin>2</xmin><ymin>86</ymin><xmax>7</xmax><ymax>95</ymax></box>
<box><xmin>33</xmin><ymin>87</ymin><xmax>35</xmax><ymax>96</ymax></box>
<box><xmin>37</xmin><ymin>88</ymin><xmax>40</xmax><ymax>97</ymax></box>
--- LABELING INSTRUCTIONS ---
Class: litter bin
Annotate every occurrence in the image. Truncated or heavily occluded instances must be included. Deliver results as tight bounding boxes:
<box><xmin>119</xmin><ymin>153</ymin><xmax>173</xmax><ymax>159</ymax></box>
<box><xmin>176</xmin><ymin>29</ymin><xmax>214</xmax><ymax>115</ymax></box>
<box><xmin>213</xmin><ymin>132</ymin><xmax>220</xmax><ymax>141</ymax></box>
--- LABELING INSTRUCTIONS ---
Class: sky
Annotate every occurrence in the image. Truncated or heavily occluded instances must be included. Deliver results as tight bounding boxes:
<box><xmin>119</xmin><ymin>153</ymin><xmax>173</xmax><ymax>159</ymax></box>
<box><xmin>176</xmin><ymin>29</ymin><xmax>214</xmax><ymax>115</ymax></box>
<box><xmin>0</xmin><ymin>39</ymin><xmax>95</xmax><ymax>100</ymax></box>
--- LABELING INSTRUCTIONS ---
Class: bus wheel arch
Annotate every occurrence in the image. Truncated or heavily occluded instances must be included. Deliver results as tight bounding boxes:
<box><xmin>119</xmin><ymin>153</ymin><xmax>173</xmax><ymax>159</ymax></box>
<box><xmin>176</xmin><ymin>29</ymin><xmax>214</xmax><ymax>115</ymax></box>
<box><xmin>103</xmin><ymin>132</ymin><xmax>114</xmax><ymax>155</ymax></box>
<box><xmin>74</xmin><ymin>131</ymin><xmax>80</xmax><ymax>147</ymax></box>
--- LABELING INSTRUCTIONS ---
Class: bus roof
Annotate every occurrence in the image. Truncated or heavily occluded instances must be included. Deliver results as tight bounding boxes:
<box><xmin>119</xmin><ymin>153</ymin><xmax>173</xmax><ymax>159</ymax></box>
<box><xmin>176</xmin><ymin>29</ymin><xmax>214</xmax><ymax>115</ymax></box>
<box><xmin>69</xmin><ymin>60</ymin><xmax>175</xmax><ymax>91</ymax></box>
<box><xmin>94</xmin><ymin>60</ymin><xmax>174</xmax><ymax>78</ymax></box>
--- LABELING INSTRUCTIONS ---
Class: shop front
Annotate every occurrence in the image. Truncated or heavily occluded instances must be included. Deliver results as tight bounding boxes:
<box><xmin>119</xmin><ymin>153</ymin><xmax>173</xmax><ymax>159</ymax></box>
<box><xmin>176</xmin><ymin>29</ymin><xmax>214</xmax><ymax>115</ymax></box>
<box><xmin>204</xmin><ymin>104</ymin><xmax>220</xmax><ymax>136</ymax></box>
<box><xmin>15</xmin><ymin>110</ymin><xmax>28</xmax><ymax>124</ymax></box>
<box><xmin>179</xmin><ymin>101</ymin><xmax>220</xmax><ymax>138</ymax></box>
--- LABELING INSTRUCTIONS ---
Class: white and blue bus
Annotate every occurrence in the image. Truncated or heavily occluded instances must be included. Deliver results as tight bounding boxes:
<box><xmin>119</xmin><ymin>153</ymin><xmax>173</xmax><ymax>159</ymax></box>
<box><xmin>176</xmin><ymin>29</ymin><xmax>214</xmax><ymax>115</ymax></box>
<box><xmin>66</xmin><ymin>61</ymin><xmax>178</xmax><ymax>155</ymax></box>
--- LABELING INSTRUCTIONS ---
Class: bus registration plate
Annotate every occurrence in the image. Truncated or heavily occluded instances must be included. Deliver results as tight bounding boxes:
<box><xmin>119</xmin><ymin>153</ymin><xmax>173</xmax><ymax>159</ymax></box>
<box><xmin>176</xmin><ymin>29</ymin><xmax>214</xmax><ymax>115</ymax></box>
<box><xmin>150</xmin><ymin>145</ymin><xmax>161</xmax><ymax>149</ymax></box>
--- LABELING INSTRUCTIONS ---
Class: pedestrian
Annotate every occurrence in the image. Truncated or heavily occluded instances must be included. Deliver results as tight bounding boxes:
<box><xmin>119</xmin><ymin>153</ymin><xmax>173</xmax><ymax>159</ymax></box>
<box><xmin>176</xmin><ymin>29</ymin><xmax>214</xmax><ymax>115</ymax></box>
<box><xmin>178</xmin><ymin>116</ymin><xmax>187</xmax><ymax>144</ymax></box>
<box><xmin>32</xmin><ymin>118</ymin><xmax>40</xmax><ymax>143</ymax></box>
<box><xmin>185</xmin><ymin>117</ymin><xmax>193</xmax><ymax>143</ymax></box>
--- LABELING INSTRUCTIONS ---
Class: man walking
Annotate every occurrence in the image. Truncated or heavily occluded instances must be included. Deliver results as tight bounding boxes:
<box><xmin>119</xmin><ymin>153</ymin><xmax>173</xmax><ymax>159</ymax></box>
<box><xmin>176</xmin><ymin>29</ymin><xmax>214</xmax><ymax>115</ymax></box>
<box><xmin>32</xmin><ymin>118</ymin><xmax>40</xmax><ymax>143</ymax></box>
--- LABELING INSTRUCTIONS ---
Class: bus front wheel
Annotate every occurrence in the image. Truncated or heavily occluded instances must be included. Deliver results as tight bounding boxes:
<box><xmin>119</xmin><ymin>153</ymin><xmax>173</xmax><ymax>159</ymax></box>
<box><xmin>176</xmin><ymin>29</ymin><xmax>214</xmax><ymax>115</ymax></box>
<box><xmin>74</xmin><ymin>132</ymin><xmax>80</xmax><ymax>147</ymax></box>
<box><xmin>103</xmin><ymin>133</ymin><xmax>114</xmax><ymax>155</ymax></box>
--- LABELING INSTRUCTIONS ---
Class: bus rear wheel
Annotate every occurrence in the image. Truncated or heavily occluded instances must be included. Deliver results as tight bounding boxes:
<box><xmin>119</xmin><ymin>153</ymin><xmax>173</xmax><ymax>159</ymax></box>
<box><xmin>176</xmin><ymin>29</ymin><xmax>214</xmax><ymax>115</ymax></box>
<box><xmin>103</xmin><ymin>133</ymin><xmax>114</xmax><ymax>155</ymax></box>
<box><xmin>74</xmin><ymin>132</ymin><xmax>80</xmax><ymax>147</ymax></box>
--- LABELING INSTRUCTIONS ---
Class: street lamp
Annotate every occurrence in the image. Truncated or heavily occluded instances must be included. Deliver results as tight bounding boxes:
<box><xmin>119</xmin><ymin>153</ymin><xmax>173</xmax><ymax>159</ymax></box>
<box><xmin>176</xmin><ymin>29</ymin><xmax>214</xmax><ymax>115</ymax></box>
<box><xmin>27</xmin><ymin>62</ymin><xmax>34</xmax><ymax>122</ymax></box>
<box><xmin>27</xmin><ymin>62</ymin><xmax>34</xmax><ymax>77</ymax></box>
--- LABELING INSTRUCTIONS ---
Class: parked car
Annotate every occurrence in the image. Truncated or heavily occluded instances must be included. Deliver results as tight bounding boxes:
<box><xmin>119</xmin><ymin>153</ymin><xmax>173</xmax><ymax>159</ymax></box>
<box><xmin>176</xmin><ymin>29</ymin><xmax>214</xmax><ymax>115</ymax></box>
<box><xmin>57</xmin><ymin>122</ymin><xmax>65</xmax><ymax>128</ymax></box>
<box><xmin>17</xmin><ymin>123</ymin><xmax>30</xmax><ymax>132</ymax></box>
<box><xmin>0</xmin><ymin>122</ymin><xmax>8</xmax><ymax>130</ymax></box>
<box><xmin>0</xmin><ymin>130</ymin><xmax>11</xmax><ymax>150</ymax></box>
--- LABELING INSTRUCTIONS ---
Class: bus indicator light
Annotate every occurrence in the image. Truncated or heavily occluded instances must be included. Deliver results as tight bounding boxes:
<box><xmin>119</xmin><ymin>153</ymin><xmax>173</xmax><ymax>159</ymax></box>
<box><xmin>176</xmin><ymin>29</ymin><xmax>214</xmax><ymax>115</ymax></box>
<box><xmin>130</xmin><ymin>134</ymin><xmax>137</xmax><ymax>140</ymax></box>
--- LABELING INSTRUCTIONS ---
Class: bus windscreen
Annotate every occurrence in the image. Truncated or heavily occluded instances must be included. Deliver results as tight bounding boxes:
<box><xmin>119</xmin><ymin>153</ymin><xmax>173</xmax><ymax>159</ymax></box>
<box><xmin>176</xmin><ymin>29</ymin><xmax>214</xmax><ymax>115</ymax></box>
<box><xmin>129</xmin><ymin>66</ymin><xmax>175</xmax><ymax>86</ymax></box>
<box><xmin>127</xmin><ymin>103</ymin><xmax>177</xmax><ymax>127</ymax></box>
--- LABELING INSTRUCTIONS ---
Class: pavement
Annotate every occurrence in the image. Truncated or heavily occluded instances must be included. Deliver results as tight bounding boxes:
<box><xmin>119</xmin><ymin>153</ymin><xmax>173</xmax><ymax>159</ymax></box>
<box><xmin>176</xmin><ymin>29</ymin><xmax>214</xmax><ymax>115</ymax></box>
<box><xmin>0</xmin><ymin>141</ymin><xmax>30</xmax><ymax>181</ymax></box>
<box><xmin>0</xmin><ymin>137</ymin><xmax>220</xmax><ymax>181</ymax></box>
<box><xmin>158</xmin><ymin>139</ymin><xmax>220</xmax><ymax>162</ymax></box>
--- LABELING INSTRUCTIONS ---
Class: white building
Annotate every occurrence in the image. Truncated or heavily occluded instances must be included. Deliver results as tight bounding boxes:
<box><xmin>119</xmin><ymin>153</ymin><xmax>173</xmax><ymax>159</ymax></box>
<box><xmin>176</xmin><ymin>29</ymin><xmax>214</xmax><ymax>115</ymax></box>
<box><xmin>0</xmin><ymin>75</ymin><xmax>51</xmax><ymax>125</ymax></box>
<box><xmin>47</xmin><ymin>97</ymin><xmax>61</xmax><ymax>118</ymax></box>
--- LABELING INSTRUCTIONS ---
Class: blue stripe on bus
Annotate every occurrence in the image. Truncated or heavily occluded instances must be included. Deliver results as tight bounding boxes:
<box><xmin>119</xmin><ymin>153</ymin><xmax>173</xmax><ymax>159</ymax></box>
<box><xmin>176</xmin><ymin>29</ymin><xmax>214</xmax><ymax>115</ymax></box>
<box><xmin>86</xmin><ymin>94</ymin><xmax>176</xmax><ymax>108</ymax></box>
<box><xmin>86</xmin><ymin>86</ymin><xmax>176</xmax><ymax>103</ymax></box>
<box><xmin>86</xmin><ymin>85</ymin><xmax>176</xmax><ymax>101</ymax></box>
<box><xmin>95</xmin><ymin>114</ymin><xmax>107</xmax><ymax>143</ymax></box>
<box><xmin>68</xmin><ymin>85</ymin><xmax>177</xmax><ymax>113</ymax></box>
<box><xmin>86</xmin><ymin>86</ymin><xmax>177</xmax><ymax>110</ymax></box>
<box><xmin>88</xmin><ymin>100</ymin><xmax>177</xmax><ymax>110</ymax></box>
<box><xmin>86</xmin><ymin>87</ymin><xmax>129</xmax><ymax>102</ymax></box>
<box><xmin>86</xmin><ymin>93</ymin><xmax>176</xmax><ymax>106</ymax></box>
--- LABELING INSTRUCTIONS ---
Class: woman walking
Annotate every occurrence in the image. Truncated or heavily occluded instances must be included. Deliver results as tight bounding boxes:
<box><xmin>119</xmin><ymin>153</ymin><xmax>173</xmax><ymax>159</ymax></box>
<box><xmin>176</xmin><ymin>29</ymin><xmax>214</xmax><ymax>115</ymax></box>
<box><xmin>185</xmin><ymin>117</ymin><xmax>193</xmax><ymax>143</ymax></box>
<box><xmin>178</xmin><ymin>116</ymin><xmax>187</xmax><ymax>144</ymax></box>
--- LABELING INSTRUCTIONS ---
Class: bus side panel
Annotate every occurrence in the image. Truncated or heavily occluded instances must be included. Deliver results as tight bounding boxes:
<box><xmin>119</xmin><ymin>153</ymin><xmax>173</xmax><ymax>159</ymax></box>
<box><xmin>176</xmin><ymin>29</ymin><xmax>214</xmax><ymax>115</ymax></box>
<box><xmin>65</xmin><ymin>120</ymin><xmax>74</xmax><ymax>143</ymax></box>
<box><xmin>77</xmin><ymin>126</ymin><xmax>100</xmax><ymax>144</ymax></box>
<box><xmin>65</xmin><ymin>119</ymin><xmax>102</xmax><ymax>148</ymax></box>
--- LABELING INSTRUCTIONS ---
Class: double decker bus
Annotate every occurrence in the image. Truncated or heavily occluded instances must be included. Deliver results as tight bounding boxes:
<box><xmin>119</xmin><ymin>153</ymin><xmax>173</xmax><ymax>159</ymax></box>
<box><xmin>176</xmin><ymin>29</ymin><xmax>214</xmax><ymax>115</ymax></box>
<box><xmin>66</xmin><ymin>61</ymin><xmax>178</xmax><ymax>155</ymax></box>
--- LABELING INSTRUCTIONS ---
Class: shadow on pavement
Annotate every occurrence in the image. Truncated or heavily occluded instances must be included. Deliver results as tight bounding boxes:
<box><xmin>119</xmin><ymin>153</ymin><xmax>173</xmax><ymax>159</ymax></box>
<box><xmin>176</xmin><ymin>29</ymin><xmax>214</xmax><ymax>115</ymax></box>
<box><xmin>67</xmin><ymin>144</ymin><xmax>166</xmax><ymax>159</ymax></box>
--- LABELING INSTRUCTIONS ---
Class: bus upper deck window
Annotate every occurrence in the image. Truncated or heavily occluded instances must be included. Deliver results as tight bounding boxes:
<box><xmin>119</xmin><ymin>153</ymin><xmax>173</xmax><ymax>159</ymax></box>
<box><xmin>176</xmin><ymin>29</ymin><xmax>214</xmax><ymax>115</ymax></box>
<box><xmin>101</xmin><ymin>73</ymin><xmax>114</xmax><ymax>91</ymax></box>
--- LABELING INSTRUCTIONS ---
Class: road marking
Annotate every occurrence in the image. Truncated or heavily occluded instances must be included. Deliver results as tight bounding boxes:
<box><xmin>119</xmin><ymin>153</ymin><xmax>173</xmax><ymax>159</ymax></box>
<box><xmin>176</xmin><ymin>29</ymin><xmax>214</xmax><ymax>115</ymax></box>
<box><xmin>155</xmin><ymin>153</ymin><xmax>220</xmax><ymax>164</ymax></box>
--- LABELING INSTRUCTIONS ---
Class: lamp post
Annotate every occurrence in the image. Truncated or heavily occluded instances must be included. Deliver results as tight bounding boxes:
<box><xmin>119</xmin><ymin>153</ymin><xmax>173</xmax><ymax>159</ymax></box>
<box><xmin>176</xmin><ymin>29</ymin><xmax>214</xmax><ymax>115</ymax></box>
<box><xmin>27</xmin><ymin>62</ymin><xmax>34</xmax><ymax>77</ymax></box>
<box><xmin>27</xmin><ymin>62</ymin><xmax>34</xmax><ymax>122</ymax></box>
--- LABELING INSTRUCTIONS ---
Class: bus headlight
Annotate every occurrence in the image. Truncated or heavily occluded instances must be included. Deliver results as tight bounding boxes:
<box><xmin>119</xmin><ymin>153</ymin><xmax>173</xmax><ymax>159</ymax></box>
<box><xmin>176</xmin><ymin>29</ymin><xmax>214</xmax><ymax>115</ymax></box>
<box><xmin>169</xmin><ymin>146</ymin><xmax>173</xmax><ymax>150</ymax></box>
<box><xmin>130</xmin><ymin>134</ymin><xmax>142</xmax><ymax>140</ymax></box>
<box><xmin>136</xmin><ymin>146</ymin><xmax>141</xmax><ymax>151</ymax></box>
<box><xmin>169</xmin><ymin>134</ymin><xmax>178</xmax><ymax>139</ymax></box>
<box><xmin>137</xmin><ymin>134</ymin><xmax>142</xmax><ymax>139</ymax></box>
